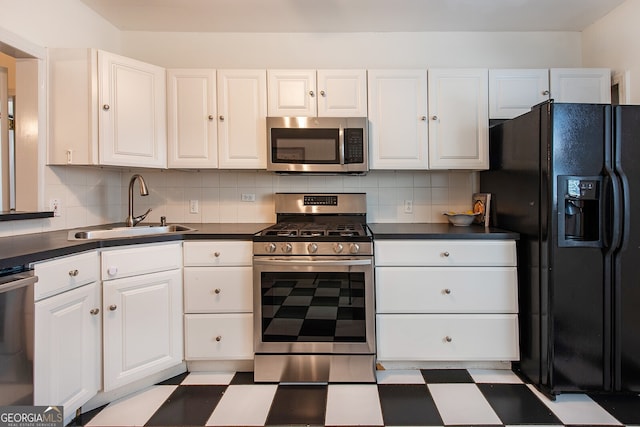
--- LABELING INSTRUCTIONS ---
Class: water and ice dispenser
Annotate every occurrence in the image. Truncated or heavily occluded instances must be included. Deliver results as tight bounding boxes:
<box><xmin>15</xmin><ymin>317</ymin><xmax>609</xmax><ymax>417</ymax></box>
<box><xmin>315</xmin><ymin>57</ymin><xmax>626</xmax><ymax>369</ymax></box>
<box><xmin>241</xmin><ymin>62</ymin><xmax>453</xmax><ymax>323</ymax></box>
<box><xmin>558</xmin><ymin>176</ymin><xmax>603</xmax><ymax>247</ymax></box>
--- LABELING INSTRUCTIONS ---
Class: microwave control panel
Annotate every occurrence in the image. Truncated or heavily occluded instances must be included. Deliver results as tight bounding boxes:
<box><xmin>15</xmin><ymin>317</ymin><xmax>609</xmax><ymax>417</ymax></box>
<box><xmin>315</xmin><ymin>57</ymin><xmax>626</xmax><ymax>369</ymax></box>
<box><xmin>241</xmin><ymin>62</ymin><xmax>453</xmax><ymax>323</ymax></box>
<box><xmin>344</xmin><ymin>128</ymin><xmax>364</xmax><ymax>164</ymax></box>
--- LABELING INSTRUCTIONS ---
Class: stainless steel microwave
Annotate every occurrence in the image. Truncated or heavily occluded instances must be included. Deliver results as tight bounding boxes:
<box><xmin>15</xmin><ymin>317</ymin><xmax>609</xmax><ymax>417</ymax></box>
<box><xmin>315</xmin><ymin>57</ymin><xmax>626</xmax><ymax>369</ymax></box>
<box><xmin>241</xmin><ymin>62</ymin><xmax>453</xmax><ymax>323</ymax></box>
<box><xmin>267</xmin><ymin>117</ymin><xmax>368</xmax><ymax>174</ymax></box>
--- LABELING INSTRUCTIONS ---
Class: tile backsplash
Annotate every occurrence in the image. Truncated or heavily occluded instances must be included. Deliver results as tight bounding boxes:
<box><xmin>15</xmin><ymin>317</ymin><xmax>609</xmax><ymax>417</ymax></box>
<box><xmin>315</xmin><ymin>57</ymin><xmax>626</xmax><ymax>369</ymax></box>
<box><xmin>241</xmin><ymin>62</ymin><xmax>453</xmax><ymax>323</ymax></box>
<box><xmin>0</xmin><ymin>167</ymin><xmax>478</xmax><ymax>237</ymax></box>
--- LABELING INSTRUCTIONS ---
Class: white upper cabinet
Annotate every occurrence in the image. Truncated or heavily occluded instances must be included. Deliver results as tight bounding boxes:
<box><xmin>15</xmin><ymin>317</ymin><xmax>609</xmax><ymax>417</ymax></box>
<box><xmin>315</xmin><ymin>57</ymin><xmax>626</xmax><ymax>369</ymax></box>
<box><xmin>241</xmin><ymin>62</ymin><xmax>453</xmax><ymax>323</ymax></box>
<box><xmin>166</xmin><ymin>69</ymin><xmax>218</xmax><ymax>168</ymax></box>
<box><xmin>428</xmin><ymin>68</ymin><xmax>489</xmax><ymax>170</ymax></box>
<box><xmin>367</xmin><ymin>69</ymin><xmax>429</xmax><ymax>169</ymax></box>
<box><xmin>217</xmin><ymin>69</ymin><xmax>268</xmax><ymax>169</ymax></box>
<box><xmin>489</xmin><ymin>69</ymin><xmax>550</xmax><ymax>119</ymax></box>
<box><xmin>549</xmin><ymin>68</ymin><xmax>611</xmax><ymax>104</ymax></box>
<box><xmin>48</xmin><ymin>49</ymin><xmax>167</xmax><ymax>168</ymax></box>
<box><xmin>98</xmin><ymin>51</ymin><xmax>167</xmax><ymax>168</ymax></box>
<box><xmin>268</xmin><ymin>69</ymin><xmax>367</xmax><ymax>117</ymax></box>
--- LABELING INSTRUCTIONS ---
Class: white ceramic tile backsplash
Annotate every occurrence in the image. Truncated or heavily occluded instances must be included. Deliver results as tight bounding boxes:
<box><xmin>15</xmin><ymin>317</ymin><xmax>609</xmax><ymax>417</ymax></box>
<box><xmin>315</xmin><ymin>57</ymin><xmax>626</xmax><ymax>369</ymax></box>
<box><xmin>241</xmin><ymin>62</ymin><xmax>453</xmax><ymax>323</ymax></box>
<box><xmin>0</xmin><ymin>167</ymin><xmax>477</xmax><ymax>237</ymax></box>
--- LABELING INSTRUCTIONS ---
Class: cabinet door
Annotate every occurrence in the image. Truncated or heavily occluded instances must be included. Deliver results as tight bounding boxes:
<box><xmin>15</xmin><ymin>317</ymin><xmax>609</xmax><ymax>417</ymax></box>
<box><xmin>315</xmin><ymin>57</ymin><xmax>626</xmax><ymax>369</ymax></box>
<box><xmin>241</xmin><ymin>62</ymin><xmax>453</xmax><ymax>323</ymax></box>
<box><xmin>428</xmin><ymin>68</ymin><xmax>489</xmax><ymax>170</ymax></box>
<box><xmin>167</xmin><ymin>69</ymin><xmax>218</xmax><ymax>168</ymax></box>
<box><xmin>317</xmin><ymin>69</ymin><xmax>367</xmax><ymax>117</ymax></box>
<box><xmin>103</xmin><ymin>269</ymin><xmax>183</xmax><ymax>391</ymax></box>
<box><xmin>367</xmin><ymin>70</ymin><xmax>428</xmax><ymax>169</ymax></box>
<box><xmin>98</xmin><ymin>50</ymin><xmax>167</xmax><ymax>168</ymax></box>
<box><xmin>376</xmin><ymin>314</ymin><xmax>519</xmax><ymax>361</ymax></box>
<box><xmin>489</xmin><ymin>69</ymin><xmax>549</xmax><ymax>119</ymax></box>
<box><xmin>34</xmin><ymin>282</ymin><xmax>101</xmax><ymax>419</ymax></box>
<box><xmin>47</xmin><ymin>48</ymin><xmax>99</xmax><ymax>165</ymax></box>
<box><xmin>550</xmin><ymin>68</ymin><xmax>611</xmax><ymax>104</ymax></box>
<box><xmin>184</xmin><ymin>313</ymin><xmax>253</xmax><ymax>360</ymax></box>
<box><xmin>268</xmin><ymin>69</ymin><xmax>316</xmax><ymax>116</ymax></box>
<box><xmin>217</xmin><ymin>69</ymin><xmax>267</xmax><ymax>169</ymax></box>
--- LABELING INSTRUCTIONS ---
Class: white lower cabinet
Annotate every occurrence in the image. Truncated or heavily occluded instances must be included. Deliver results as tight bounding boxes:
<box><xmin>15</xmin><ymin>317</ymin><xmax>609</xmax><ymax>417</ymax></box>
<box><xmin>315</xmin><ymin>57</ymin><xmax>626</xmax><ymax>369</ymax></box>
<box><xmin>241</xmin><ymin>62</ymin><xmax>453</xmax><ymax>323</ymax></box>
<box><xmin>101</xmin><ymin>243</ymin><xmax>183</xmax><ymax>391</ymax></box>
<box><xmin>33</xmin><ymin>252</ymin><xmax>101</xmax><ymax>425</ymax></box>
<box><xmin>375</xmin><ymin>239</ymin><xmax>519</xmax><ymax>363</ymax></box>
<box><xmin>377</xmin><ymin>314</ymin><xmax>518</xmax><ymax>360</ymax></box>
<box><xmin>183</xmin><ymin>241</ymin><xmax>253</xmax><ymax>361</ymax></box>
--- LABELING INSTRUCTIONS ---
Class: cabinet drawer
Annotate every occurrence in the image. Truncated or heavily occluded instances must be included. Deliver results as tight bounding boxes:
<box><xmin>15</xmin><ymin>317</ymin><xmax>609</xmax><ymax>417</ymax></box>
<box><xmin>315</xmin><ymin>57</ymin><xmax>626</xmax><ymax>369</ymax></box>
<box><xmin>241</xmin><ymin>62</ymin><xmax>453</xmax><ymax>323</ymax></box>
<box><xmin>183</xmin><ymin>241</ymin><xmax>252</xmax><ymax>266</ymax></box>
<box><xmin>33</xmin><ymin>251</ymin><xmax>99</xmax><ymax>301</ymax></box>
<box><xmin>376</xmin><ymin>267</ymin><xmax>517</xmax><ymax>313</ymax></box>
<box><xmin>376</xmin><ymin>314</ymin><xmax>519</xmax><ymax>361</ymax></box>
<box><xmin>184</xmin><ymin>267</ymin><xmax>253</xmax><ymax>313</ymax></box>
<box><xmin>374</xmin><ymin>240</ymin><xmax>516</xmax><ymax>266</ymax></box>
<box><xmin>184</xmin><ymin>313</ymin><xmax>253</xmax><ymax>360</ymax></box>
<box><xmin>101</xmin><ymin>242</ymin><xmax>182</xmax><ymax>280</ymax></box>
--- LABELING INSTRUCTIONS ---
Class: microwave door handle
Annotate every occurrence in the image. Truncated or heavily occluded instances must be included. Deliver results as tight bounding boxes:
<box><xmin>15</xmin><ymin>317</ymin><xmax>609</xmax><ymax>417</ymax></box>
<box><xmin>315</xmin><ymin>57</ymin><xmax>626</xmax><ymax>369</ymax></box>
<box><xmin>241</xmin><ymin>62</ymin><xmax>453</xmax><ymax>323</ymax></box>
<box><xmin>339</xmin><ymin>127</ymin><xmax>346</xmax><ymax>165</ymax></box>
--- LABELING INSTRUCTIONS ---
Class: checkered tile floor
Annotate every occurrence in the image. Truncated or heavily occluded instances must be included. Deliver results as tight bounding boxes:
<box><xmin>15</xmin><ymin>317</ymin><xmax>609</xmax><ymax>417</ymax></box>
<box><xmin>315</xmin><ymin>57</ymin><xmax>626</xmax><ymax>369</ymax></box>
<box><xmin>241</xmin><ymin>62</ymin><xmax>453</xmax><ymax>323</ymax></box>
<box><xmin>70</xmin><ymin>369</ymin><xmax>640</xmax><ymax>426</ymax></box>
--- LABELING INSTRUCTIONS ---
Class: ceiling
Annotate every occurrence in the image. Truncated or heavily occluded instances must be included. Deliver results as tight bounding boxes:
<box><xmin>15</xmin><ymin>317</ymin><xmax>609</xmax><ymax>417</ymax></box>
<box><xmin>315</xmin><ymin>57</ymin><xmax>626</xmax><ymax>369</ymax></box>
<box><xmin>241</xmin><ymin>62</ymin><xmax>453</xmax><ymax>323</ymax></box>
<box><xmin>79</xmin><ymin>0</ymin><xmax>625</xmax><ymax>33</ymax></box>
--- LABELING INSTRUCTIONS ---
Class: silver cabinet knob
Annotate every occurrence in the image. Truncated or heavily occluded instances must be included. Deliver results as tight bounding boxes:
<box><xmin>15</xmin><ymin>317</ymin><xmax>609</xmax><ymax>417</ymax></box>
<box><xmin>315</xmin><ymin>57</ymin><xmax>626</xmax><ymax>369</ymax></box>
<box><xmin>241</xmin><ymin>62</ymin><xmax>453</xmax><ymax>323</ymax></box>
<box><xmin>219</xmin><ymin>115</ymin><xmax>225</xmax><ymax>121</ymax></box>
<box><xmin>68</xmin><ymin>269</ymin><xmax>79</xmax><ymax>277</ymax></box>
<box><xmin>90</xmin><ymin>308</ymin><xmax>100</xmax><ymax>315</ymax></box>
<box><xmin>214</xmin><ymin>288</ymin><xmax>221</xmax><ymax>294</ymax></box>
<box><xmin>421</xmin><ymin>116</ymin><xmax>427</xmax><ymax>121</ymax></box>
<box><xmin>109</xmin><ymin>304</ymin><xmax>117</xmax><ymax>311</ymax></box>
<box><xmin>443</xmin><ymin>251</ymin><xmax>450</xmax><ymax>257</ymax></box>
<box><xmin>309</xmin><ymin>90</ymin><xmax>315</xmax><ymax>97</ymax></box>
<box><xmin>215</xmin><ymin>336</ymin><xmax>222</xmax><ymax>342</ymax></box>
<box><xmin>208</xmin><ymin>115</ymin><xmax>214</xmax><ymax>120</ymax></box>
<box><xmin>214</xmin><ymin>251</ymin><xmax>221</xmax><ymax>258</ymax></box>
<box><xmin>542</xmin><ymin>90</ymin><xmax>550</xmax><ymax>96</ymax></box>
<box><xmin>443</xmin><ymin>289</ymin><xmax>452</xmax><ymax>295</ymax></box>
<box><xmin>445</xmin><ymin>336</ymin><xmax>453</xmax><ymax>343</ymax></box>
<box><xmin>431</xmin><ymin>115</ymin><xmax>439</xmax><ymax>121</ymax></box>
<box><xmin>103</xmin><ymin>104</ymin><xmax>110</xmax><ymax>111</ymax></box>
<box><xmin>320</xmin><ymin>90</ymin><xmax>326</xmax><ymax>97</ymax></box>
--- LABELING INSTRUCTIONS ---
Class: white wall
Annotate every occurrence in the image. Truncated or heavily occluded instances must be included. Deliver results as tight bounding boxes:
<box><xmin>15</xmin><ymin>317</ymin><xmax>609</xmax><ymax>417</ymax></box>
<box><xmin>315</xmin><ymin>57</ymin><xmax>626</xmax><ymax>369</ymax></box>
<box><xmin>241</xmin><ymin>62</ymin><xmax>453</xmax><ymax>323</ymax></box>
<box><xmin>582</xmin><ymin>0</ymin><xmax>640</xmax><ymax>103</ymax></box>
<box><xmin>123</xmin><ymin>31</ymin><xmax>582</xmax><ymax>69</ymax></box>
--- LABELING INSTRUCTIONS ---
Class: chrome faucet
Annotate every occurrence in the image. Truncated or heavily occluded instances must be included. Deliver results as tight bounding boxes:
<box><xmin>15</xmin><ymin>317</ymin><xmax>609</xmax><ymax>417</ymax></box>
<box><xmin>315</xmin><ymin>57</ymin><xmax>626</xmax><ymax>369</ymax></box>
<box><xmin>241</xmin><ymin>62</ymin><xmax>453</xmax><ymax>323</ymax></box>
<box><xmin>126</xmin><ymin>174</ymin><xmax>152</xmax><ymax>227</ymax></box>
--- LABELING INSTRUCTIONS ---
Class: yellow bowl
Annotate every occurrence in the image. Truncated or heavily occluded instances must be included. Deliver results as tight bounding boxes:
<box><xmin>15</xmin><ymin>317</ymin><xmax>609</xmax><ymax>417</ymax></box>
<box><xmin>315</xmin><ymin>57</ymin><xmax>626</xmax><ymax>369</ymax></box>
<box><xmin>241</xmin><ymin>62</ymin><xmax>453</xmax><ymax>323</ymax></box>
<box><xmin>443</xmin><ymin>212</ymin><xmax>480</xmax><ymax>226</ymax></box>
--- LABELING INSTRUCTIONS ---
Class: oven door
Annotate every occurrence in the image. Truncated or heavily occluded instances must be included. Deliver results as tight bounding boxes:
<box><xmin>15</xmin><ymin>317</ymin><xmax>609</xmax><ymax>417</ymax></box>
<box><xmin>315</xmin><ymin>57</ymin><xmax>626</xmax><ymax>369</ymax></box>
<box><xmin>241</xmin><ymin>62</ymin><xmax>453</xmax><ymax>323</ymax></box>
<box><xmin>253</xmin><ymin>256</ymin><xmax>374</xmax><ymax>355</ymax></box>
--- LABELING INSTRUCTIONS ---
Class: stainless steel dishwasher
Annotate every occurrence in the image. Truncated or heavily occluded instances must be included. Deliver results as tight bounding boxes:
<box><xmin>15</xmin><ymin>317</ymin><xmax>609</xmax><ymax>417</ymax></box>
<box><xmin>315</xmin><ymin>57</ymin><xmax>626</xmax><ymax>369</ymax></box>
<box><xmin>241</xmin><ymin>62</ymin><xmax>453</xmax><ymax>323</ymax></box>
<box><xmin>0</xmin><ymin>268</ymin><xmax>38</xmax><ymax>405</ymax></box>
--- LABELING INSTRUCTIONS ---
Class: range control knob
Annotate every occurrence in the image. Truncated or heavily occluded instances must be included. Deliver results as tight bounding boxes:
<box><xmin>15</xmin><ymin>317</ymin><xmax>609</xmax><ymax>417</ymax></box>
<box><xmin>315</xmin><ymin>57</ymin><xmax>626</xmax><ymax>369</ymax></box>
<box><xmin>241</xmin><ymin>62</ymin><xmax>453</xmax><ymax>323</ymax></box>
<box><xmin>282</xmin><ymin>243</ymin><xmax>293</xmax><ymax>253</ymax></box>
<box><xmin>333</xmin><ymin>243</ymin><xmax>344</xmax><ymax>254</ymax></box>
<box><xmin>349</xmin><ymin>243</ymin><xmax>360</xmax><ymax>254</ymax></box>
<box><xmin>265</xmin><ymin>243</ymin><xmax>277</xmax><ymax>253</ymax></box>
<box><xmin>308</xmin><ymin>243</ymin><xmax>319</xmax><ymax>254</ymax></box>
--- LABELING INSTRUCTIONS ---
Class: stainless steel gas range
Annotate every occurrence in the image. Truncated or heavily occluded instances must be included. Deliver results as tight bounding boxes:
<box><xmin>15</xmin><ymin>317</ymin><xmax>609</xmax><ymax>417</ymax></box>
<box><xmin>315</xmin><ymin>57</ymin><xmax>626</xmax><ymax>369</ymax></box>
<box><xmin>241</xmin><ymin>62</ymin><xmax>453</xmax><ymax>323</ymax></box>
<box><xmin>252</xmin><ymin>193</ymin><xmax>375</xmax><ymax>383</ymax></box>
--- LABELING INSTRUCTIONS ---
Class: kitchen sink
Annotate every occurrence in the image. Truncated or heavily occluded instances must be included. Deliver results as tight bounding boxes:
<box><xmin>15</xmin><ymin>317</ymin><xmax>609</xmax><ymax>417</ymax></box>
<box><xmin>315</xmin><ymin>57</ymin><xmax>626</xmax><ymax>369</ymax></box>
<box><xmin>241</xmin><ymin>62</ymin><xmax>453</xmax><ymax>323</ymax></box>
<box><xmin>68</xmin><ymin>224</ymin><xmax>196</xmax><ymax>240</ymax></box>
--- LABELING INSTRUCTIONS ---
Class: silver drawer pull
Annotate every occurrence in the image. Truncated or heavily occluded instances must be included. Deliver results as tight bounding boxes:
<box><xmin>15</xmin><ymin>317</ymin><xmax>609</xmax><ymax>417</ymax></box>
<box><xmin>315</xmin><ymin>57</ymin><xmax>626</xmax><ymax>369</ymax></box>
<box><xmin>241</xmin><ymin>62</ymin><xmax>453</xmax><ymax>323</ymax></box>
<box><xmin>443</xmin><ymin>289</ymin><xmax>452</xmax><ymax>295</ymax></box>
<box><xmin>214</xmin><ymin>252</ymin><xmax>221</xmax><ymax>258</ymax></box>
<box><xmin>68</xmin><ymin>269</ymin><xmax>79</xmax><ymax>277</ymax></box>
<box><xmin>444</xmin><ymin>336</ymin><xmax>453</xmax><ymax>343</ymax></box>
<box><xmin>213</xmin><ymin>288</ymin><xmax>221</xmax><ymax>294</ymax></box>
<box><xmin>215</xmin><ymin>336</ymin><xmax>222</xmax><ymax>342</ymax></box>
<box><xmin>90</xmin><ymin>308</ymin><xmax>100</xmax><ymax>315</ymax></box>
<box><xmin>109</xmin><ymin>304</ymin><xmax>117</xmax><ymax>311</ymax></box>
<box><xmin>442</xmin><ymin>251</ymin><xmax>450</xmax><ymax>257</ymax></box>
<box><xmin>103</xmin><ymin>104</ymin><xmax>110</xmax><ymax>111</ymax></box>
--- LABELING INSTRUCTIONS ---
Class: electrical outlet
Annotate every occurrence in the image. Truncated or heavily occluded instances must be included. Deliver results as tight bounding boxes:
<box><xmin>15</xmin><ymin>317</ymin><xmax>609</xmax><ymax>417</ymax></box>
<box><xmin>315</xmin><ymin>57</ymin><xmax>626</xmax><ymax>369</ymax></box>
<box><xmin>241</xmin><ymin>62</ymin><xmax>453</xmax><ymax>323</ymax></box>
<box><xmin>404</xmin><ymin>200</ymin><xmax>413</xmax><ymax>214</ymax></box>
<box><xmin>189</xmin><ymin>199</ymin><xmax>199</xmax><ymax>214</ymax></box>
<box><xmin>49</xmin><ymin>199</ymin><xmax>61</xmax><ymax>217</ymax></box>
<box><xmin>241</xmin><ymin>193</ymin><xmax>256</xmax><ymax>202</ymax></box>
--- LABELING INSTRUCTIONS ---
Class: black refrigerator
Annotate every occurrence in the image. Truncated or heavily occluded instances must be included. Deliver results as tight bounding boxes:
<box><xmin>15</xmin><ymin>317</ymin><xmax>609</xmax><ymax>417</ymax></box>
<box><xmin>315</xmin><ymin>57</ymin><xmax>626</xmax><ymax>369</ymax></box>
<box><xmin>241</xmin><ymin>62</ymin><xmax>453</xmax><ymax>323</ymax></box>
<box><xmin>480</xmin><ymin>100</ymin><xmax>640</xmax><ymax>397</ymax></box>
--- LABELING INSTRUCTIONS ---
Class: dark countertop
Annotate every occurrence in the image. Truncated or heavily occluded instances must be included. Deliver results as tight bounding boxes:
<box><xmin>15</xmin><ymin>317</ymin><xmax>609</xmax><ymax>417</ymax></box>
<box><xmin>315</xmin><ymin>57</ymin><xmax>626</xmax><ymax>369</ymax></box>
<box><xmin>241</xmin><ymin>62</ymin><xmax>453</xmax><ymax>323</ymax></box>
<box><xmin>368</xmin><ymin>222</ymin><xmax>519</xmax><ymax>240</ymax></box>
<box><xmin>0</xmin><ymin>221</ymin><xmax>518</xmax><ymax>271</ymax></box>
<box><xmin>0</xmin><ymin>223</ymin><xmax>273</xmax><ymax>270</ymax></box>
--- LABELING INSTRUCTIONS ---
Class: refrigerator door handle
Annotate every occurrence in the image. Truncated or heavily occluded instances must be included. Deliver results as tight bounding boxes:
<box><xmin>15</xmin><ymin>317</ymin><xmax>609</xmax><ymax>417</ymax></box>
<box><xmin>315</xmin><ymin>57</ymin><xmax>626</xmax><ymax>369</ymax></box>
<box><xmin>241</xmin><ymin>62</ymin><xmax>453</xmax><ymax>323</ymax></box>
<box><xmin>605</xmin><ymin>166</ymin><xmax>623</xmax><ymax>252</ymax></box>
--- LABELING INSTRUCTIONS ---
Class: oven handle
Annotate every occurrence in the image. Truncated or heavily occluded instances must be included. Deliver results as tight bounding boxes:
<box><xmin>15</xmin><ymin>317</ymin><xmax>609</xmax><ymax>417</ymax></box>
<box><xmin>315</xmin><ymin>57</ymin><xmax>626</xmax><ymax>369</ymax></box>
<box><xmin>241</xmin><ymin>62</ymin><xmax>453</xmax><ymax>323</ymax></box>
<box><xmin>253</xmin><ymin>258</ymin><xmax>372</xmax><ymax>266</ymax></box>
